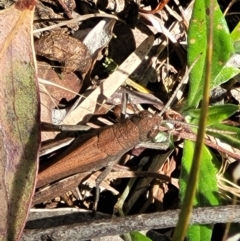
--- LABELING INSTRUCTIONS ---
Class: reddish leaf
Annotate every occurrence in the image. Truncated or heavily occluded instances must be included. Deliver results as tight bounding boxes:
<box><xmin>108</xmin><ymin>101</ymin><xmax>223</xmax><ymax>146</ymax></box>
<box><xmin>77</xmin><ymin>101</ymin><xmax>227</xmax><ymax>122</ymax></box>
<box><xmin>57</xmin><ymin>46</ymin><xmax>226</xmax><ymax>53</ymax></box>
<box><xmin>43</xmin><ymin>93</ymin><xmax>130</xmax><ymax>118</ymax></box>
<box><xmin>0</xmin><ymin>1</ymin><xmax>40</xmax><ymax>240</ymax></box>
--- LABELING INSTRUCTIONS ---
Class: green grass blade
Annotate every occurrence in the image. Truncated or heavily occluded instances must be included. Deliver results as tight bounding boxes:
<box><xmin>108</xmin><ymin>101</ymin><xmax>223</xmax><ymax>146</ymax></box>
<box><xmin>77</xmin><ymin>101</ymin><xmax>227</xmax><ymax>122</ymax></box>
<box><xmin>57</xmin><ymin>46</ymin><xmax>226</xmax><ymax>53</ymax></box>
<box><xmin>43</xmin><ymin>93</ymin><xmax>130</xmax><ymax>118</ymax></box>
<box><xmin>173</xmin><ymin>0</ymin><xmax>214</xmax><ymax>240</ymax></box>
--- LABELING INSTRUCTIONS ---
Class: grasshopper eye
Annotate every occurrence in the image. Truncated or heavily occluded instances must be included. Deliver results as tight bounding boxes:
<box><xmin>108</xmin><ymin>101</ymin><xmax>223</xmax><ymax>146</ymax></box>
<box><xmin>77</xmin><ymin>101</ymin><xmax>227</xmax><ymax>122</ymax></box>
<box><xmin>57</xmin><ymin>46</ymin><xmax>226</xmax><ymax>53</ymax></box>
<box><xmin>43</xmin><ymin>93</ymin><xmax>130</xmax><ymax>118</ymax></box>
<box><xmin>138</xmin><ymin>110</ymin><xmax>153</xmax><ymax>119</ymax></box>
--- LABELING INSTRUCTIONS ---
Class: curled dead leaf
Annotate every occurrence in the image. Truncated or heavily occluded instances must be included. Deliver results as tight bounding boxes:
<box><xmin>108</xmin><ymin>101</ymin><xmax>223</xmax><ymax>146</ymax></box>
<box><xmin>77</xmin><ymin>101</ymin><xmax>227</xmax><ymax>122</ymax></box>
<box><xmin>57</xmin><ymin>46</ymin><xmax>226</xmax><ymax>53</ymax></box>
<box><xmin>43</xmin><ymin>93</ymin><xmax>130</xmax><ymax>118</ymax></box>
<box><xmin>38</xmin><ymin>61</ymin><xmax>82</xmax><ymax>141</ymax></box>
<box><xmin>35</xmin><ymin>31</ymin><xmax>92</xmax><ymax>73</ymax></box>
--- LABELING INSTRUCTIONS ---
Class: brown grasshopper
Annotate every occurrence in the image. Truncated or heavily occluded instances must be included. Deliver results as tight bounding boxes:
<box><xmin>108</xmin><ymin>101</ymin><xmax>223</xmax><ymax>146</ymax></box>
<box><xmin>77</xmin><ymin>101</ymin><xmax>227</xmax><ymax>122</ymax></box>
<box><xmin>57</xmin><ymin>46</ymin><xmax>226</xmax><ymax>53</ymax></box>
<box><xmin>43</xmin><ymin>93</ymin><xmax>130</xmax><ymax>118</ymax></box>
<box><xmin>37</xmin><ymin>103</ymin><xmax>240</xmax><ymax>206</ymax></box>
<box><xmin>36</xmin><ymin>58</ymin><xmax>240</xmax><ymax>208</ymax></box>
<box><xmin>37</xmin><ymin>111</ymin><xmax>167</xmax><ymax>208</ymax></box>
<box><xmin>37</xmin><ymin>107</ymin><xmax>240</xmax><ymax>208</ymax></box>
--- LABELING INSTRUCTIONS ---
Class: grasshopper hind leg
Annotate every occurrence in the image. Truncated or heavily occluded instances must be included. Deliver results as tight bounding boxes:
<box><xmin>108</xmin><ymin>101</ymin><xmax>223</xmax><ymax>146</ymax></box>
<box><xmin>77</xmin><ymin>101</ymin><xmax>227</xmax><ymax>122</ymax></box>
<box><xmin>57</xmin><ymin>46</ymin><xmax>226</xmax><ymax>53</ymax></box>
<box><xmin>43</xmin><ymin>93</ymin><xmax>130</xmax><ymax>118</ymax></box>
<box><xmin>93</xmin><ymin>161</ymin><xmax>115</xmax><ymax>212</ymax></box>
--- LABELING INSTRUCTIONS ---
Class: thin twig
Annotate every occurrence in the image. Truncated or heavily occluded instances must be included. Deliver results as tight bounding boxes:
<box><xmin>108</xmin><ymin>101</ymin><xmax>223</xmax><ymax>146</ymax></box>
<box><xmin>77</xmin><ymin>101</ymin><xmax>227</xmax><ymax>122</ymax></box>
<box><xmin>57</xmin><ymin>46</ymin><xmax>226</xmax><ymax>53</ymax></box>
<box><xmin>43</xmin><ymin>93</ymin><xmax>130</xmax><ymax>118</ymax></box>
<box><xmin>23</xmin><ymin>205</ymin><xmax>240</xmax><ymax>240</ymax></box>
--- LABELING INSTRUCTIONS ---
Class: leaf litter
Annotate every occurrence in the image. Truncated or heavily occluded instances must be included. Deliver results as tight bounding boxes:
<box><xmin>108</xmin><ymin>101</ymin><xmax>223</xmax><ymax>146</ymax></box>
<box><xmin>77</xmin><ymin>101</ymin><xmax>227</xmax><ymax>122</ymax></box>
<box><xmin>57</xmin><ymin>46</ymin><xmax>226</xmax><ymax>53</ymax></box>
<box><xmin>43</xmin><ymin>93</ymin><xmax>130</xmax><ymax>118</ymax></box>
<box><xmin>34</xmin><ymin>0</ymin><xmax>240</xmax><ymax>225</ymax></box>
<box><xmin>1</xmin><ymin>0</ymin><xmax>240</xmax><ymax>240</ymax></box>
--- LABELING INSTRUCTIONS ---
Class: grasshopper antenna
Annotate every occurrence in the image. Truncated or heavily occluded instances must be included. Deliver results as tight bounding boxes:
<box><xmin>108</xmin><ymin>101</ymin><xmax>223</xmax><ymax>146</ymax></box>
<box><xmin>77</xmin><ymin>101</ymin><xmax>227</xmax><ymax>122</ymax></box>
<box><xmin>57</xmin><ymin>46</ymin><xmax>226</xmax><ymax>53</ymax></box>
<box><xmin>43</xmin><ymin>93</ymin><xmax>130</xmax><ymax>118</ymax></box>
<box><xmin>159</xmin><ymin>54</ymin><xmax>202</xmax><ymax>116</ymax></box>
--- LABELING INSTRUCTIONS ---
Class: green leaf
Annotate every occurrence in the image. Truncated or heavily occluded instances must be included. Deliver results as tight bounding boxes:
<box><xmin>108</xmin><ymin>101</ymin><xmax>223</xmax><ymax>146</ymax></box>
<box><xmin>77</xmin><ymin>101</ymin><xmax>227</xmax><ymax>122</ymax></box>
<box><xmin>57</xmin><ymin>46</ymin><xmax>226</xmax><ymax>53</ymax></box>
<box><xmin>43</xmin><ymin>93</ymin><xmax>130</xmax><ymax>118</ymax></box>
<box><xmin>233</xmin><ymin>41</ymin><xmax>240</xmax><ymax>53</ymax></box>
<box><xmin>0</xmin><ymin>3</ymin><xmax>40</xmax><ymax>240</ymax></box>
<box><xmin>187</xmin><ymin>225</ymin><xmax>213</xmax><ymax>241</ymax></box>
<box><xmin>130</xmin><ymin>231</ymin><xmax>153</xmax><ymax>241</ymax></box>
<box><xmin>207</xmin><ymin>124</ymin><xmax>240</xmax><ymax>150</ymax></box>
<box><xmin>231</xmin><ymin>21</ymin><xmax>240</xmax><ymax>53</ymax></box>
<box><xmin>186</xmin><ymin>0</ymin><xmax>239</xmax><ymax>109</ymax></box>
<box><xmin>185</xmin><ymin>104</ymin><xmax>240</xmax><ymax>126</ymax></box>
<box><xmin>179</xmin><ymin>141</ymin><xmax>221</xmax><ymax>241</ymax></box>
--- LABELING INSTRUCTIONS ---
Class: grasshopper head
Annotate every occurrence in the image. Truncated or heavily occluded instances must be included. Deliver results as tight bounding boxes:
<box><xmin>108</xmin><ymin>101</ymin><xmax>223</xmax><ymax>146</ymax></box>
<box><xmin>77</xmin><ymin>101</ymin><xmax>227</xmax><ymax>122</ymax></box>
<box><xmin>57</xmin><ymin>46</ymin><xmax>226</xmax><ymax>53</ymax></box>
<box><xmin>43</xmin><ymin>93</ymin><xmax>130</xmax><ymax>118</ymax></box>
<box><xmin>130</xmin><ymin>111</ymin><xmax>162</xmax><ymax>142</ymax></box>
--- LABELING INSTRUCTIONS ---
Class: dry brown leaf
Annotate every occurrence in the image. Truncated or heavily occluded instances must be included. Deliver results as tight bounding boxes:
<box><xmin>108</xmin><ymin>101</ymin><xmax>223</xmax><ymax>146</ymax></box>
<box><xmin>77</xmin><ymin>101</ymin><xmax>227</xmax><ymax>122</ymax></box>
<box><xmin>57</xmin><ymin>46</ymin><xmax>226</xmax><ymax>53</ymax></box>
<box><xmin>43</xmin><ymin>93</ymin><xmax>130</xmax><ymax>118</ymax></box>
<box><xmin>35</xmin><ymin>31</ymin><xmax>92</xmax><ymax>73</ymax></box>
<box><xmin>38</xmin><ymin>61</ymin><xmax>81</xmax><ymax>140</ymax></box>
<box><xmin>124</xmin><ymin>150</ymin><xmax>173</xmax><ymax>214</ymax></box>
<box><xmin>82</xmin><ymin>18</ymin><xmax>116</xmax><ymax>58</ymax></box>
<box><xmin>62</xmin><ymin>34</ymin><xmax>155</xmax><ymax>124</ymax></box>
